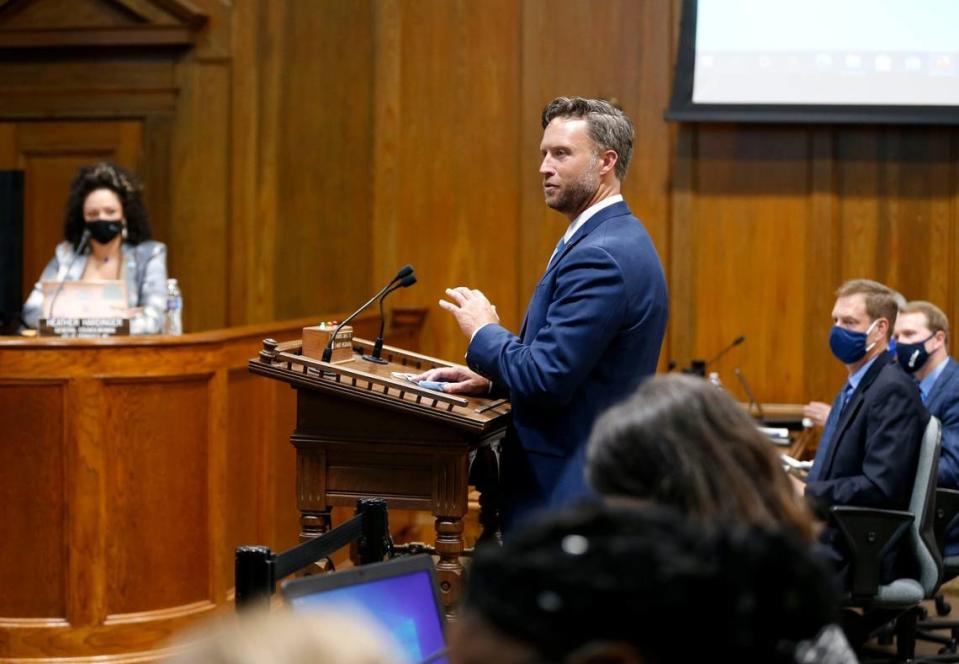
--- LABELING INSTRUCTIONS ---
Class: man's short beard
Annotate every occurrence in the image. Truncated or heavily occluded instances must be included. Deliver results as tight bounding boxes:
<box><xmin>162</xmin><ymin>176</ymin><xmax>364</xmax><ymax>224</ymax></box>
<box><xmin>545</xmin><ymin>158</ymin><xmax>600</xmax><ymax>215</ymax></box>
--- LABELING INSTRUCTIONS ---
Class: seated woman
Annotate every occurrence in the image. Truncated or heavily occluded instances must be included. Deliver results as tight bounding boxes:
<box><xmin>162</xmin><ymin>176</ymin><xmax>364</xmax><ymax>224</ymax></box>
<box><xmin>586</xmin><ymin>372</ymin><xmax>815</xmax><ymax>542</ymax></box>
<box><xmin>582</xmin><ymin>374</ymin><xmax>858</xmax><ymax>662</ymax></box>
<box><xmin>22</xmin><ymin>162</ymin><xmax>167</xmax><ymax>335</ymax></box>
<box><xmin>453</xmin><ymin>503</ymin><xmax>847</xmax><ymax>664</ymax></box>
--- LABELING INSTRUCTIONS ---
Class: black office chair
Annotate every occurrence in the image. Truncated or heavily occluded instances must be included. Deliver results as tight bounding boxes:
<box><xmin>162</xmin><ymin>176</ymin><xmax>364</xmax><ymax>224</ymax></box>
<box><xmin>831</xmin><ymin>416</ymin><xmax>942</xmax><ymax>662</ymax></box>
<box><xmin>913</xmin><ymin>488</ymin><xmax>959</xmax><ymax>660</ymax></box>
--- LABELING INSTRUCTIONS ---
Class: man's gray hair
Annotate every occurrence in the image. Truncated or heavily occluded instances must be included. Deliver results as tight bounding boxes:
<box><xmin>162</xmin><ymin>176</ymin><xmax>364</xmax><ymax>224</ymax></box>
<box><xmin>542</xmin><ymin>96</ymin><xmax>635</xmax><ymax>180</ymax></box>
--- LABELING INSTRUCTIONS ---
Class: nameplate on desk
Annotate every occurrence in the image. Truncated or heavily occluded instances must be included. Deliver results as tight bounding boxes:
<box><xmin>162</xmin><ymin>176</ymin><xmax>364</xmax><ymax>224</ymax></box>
<box><xmin>39</xmin><ymin>317</ymin><xmax>130</xmax><ymax>338</ymax></box>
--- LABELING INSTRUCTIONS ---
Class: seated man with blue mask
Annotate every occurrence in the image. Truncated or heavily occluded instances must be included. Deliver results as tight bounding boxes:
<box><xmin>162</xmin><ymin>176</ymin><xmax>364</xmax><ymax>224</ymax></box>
<box><xmin>801</xmin><ymin>279</ymin><xmax>929</xmax><ymax>585</ymax></box>
<box><xmin>895</xmin><ymin>300</ymin><xmax>959</xmax><ymax>555</ymax></box>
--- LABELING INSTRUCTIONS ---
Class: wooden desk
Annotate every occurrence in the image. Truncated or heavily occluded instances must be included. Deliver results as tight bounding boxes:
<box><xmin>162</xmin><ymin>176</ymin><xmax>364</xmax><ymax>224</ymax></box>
<box><xmin>0</xmin><ymin>311</ymin><xmax>423</xmax><ymax>662</ymax></box>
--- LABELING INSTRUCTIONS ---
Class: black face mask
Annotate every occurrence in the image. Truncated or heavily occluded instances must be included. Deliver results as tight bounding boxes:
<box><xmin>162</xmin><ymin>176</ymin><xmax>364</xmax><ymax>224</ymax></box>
<box><xmin>86</xmin><ymin>220</ymin><xmax>123</xmax><ymax>244</ymax></box>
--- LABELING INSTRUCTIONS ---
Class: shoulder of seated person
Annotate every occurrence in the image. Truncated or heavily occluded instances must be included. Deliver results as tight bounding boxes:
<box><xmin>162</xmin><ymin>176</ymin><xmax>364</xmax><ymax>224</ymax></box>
<box><xmin>132</xmin><ymin>240</ymin><xmax>166</xmax><ymax>257</ymax></box>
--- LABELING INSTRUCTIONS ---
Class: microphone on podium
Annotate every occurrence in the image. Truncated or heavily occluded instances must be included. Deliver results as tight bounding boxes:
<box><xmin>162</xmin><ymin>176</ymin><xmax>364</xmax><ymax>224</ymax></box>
<box><xmin>362</xmin><ymin>272</ymin><xmax>417</xmax><ymax>364</ymax></box>
<box><xmin>47</xmin><ymin>229</ymin><xmax>91</xmax><ymax>319</ymax></box>
<box><xmin>322</xmin><ymin>265</ymin><xmax>416</xmax><ymax>363</ymax></box>
<box><xmin>682</xmin><ymin>335</ymin><xmax>745</xmax><ymax>377</ymax></box>
<box><xmin>706</xmin><ymin>335</ymin><xmax>746</xmax><ymax>367</ymax></box>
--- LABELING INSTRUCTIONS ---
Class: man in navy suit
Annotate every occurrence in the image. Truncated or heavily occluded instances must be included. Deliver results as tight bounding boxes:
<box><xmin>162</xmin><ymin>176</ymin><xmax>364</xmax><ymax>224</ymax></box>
<box><xmin>895</xmin><ymin>300</ymin><xmax>959</xmax><ymax>555</ymax></box>
<box><xmin>413</xmin><ymin>97</ymin><xmax>668</xmax><ymax>528</ymax></box>
<box><xmin>803</xmin><ymin>279</ymin><xmax>928</xmax><ymax>583</ymax></box>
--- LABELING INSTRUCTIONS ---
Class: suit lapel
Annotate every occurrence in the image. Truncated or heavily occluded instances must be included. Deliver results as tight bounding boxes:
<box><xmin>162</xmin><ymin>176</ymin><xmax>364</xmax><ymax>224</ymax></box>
<box><xmin>926</xmin><ymin>358</ymin><xmax>957</xmax><ymax>413</ymax></box>
<box><xmin>539</xmin><ymin>201</ymin><xmax>631</xmax><ymax>282</ymax></box>
<box><xmin>819</xmin><ymin>352</ymin><xmax>893</xmax><ymax>475</ymax></box>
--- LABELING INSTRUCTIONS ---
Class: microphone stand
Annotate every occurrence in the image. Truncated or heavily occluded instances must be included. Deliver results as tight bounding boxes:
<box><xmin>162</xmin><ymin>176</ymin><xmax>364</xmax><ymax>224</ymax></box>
<box><xmin>361</xmin><ymin>276</ymin><xmax>415</xmax><ymax>364</ymax></box>
<box><xmin>321</xmin><ymin>267</ymin><xmax>414</xmax><ymax>363</ymax></box>
<box><xmin>46</xmin><ymin>231</ymin><xmax>91</xmax><ymax>321</ymax></box>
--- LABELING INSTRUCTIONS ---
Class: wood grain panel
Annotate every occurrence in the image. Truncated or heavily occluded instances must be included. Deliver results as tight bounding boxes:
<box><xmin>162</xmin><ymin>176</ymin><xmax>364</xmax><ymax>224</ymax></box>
<box><xmin>687</xmin><ymin>126</ymin><xmax>811</xmax><ymax>402</ymax></box>
<box><xmin>272</xmin><ymin>0</ymin><xmax>374</xmax><ymax>321</ymax></box>
<box><xmin>0</xmin><ymin>381</ymin><xmax>66</xmax><ymax>618</ymax></box>
<box><xmin>103</xmin><ymin>375</ymin><xmax>210</xmax><ymax>615</ymax></box>
<box><xmin>372</xmin><ymin>0</ymin><xmax>521</xmax><ymax>359</ymax></box>
<box><xmin>169</xmin><ymin>58</ymin><xmax>230</xmax><ymax>333</ymax></box>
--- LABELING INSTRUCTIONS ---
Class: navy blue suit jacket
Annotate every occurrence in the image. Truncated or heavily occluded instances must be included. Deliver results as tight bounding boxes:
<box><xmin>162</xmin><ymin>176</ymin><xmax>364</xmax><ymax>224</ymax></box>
<box><xmin>806</xmin><ymin>352</ymin><xmax>929</xmax><ymax>581</ymax></box>
<box><xmin>924</xmin><ymin>357</ymin><xmax>959</xmax><ymax>555</ymax></box>
<box><xmin>467</xmin><ymin>201</ymin><xmax>668</xmax><ymax>527</ymax></box>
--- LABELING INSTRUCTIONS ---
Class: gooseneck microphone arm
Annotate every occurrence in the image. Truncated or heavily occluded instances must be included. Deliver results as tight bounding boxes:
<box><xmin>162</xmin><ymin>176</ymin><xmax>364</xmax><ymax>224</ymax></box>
<box><xmin>46</xmin><ymin>230</ymin><xmax>91</xmax><ymax>320</ymax></box>
<box><xmin>705</xmin><ymin>335</ymin><xmax>746</xmax><ymax>367</ymax></box>
<box><xmin>322</xmin><ymin>265</ymin><xmax>414</xmax><ymax>363</ymax></box>
<box><xmin>363</xmin><ymin>273</ymin><xmax>417</xmax><ymax>364</ymax></box>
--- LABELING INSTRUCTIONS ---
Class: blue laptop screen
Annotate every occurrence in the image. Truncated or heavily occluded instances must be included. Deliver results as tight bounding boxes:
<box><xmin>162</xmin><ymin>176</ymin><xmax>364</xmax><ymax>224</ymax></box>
<box><xmin>288</xmin><ymin>568</ymin><xmax>447</xmax><ymax>664</ymax></box>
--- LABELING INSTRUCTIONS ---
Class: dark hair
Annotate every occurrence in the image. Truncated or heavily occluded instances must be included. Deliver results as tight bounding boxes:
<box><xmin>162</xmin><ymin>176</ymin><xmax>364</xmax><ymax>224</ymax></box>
<box><xmin>464</xmin><ymin>503</ymin><xmax>839</xmax><ymax>663</ymax></box>
<box><xmin>63</xmin><ymin>161</ymin><xmax>151</xmax><ymax>249</ymax></box>
<box><xmin>541</xmin><ymin>96</ymin><xmax>634</xmax><ymax>180</ymax></box>
<box><xmin>586</xmin><ymin>373</ymin><xmax>816</xmax><ymax>543</ymax></box>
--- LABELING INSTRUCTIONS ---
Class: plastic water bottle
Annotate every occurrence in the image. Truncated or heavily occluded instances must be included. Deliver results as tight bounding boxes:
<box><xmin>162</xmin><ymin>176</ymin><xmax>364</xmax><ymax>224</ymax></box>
<box><xmin>164</xmin><ymin>278</ymin><xmax>183</xmax><ymax>335</ymax></box>
<box><xmin>708</xmin><ymin>371</ymin><xmax>724</xmax><ymax>390</ymax></box>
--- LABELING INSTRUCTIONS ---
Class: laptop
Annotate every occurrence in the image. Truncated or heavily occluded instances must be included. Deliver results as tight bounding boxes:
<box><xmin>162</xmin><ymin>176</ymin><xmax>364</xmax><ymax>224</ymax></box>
<box><xmin>41</xmin><ymin>279</ymin><xmax>128</xmax><ymax>319</ymax></box>
<box><xmin>281</xmin><ymin>554</ymin><xmax>448</xmax><ymax>664</ymax></box>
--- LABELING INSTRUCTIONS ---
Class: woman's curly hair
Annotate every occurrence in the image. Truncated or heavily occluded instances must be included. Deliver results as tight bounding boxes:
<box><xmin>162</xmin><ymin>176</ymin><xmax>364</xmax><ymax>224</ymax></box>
<box><xmin>63</xmin><ymin>162</ymin><xmax>152</xmax><ymax>249</ymax></box>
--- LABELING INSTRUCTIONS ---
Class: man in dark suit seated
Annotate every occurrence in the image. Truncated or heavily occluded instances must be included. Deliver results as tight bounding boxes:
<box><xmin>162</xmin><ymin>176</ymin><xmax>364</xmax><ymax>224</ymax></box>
<box><xmin>803</xmin><ymin>279</ymin><xmax>929</xmax><ymax>584</ymax></box>
<box><xmin>895</xmin><ymin>300</ymin><xmax>959</xmax><ymax>555</ymax></box>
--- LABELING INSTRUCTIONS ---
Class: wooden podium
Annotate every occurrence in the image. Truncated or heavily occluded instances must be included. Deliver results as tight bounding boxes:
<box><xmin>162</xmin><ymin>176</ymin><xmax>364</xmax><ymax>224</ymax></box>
<box><xmin>249</xmin><ymin>336</ymin><xmax>511</xmax><ymax>615</ymax></box>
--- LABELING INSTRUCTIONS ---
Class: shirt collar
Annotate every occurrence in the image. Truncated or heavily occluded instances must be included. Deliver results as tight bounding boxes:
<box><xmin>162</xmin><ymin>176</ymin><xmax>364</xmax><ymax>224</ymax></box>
<box><xmin>563</xmin><ymin>194</ymin><xmax>623</xmax><ymax>243</ymax></box>
<box><xmin>848</xmin><ymin>353</ymin><xmax>881</xmax><ymax>392</ymax></box>
<box><xmin>920</xmin><ymin>356</ymin><xmax>950</xmax><ymax>400</ymax></box>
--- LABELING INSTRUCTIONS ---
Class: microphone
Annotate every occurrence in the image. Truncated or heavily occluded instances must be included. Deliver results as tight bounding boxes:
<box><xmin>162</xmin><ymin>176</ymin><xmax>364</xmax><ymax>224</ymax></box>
<box><xmin>322</xmin><ymin>265</ymin><xmax>416</xmax><ymax>363</ymax></box>
<box><xmin>46</xmin><ymin>229</ymin><xmax>91</xmax><ymax>320</ymax></box>
<box><xmin>362</xmin><ymin>272</ymin><xmax>417</xmax><ymax>364</ymax></box>
<box><xmin>705</xmin><ymin>335</ymin><xmax>746</xmax><ymax>367</ymax></box>
<box><xmin>734</xmin><ymin>367</ymin><xmax>765</xmax><ymax>420</ymax></box>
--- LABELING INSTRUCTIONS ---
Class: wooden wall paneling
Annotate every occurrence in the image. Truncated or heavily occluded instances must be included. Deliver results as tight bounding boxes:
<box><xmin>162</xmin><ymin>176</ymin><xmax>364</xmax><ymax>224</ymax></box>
<box><xmin>103</xmin><ymin>375</ymin><xmax>211</xmax><ymax>616</ymax></box>
<box><xmin>224</xmin><ymin>368</ymin><xmax>269</xmax><ymax>584</ymax></box>
<box><xmin>688</xmin><ymin>126</ymin><xmax>811</xmax><ymax>403</ymax></box>
<box><xmin>631</xmin><ymin>2</ymin><xmax>677</xmax><ymax>359</ymax></box>
<box><xmin>272</xmin><ymin>0</ymin><xmax>374</xmax><ymax>322</ymax></box>
<box><xmin>371</xmin><ymin>0</ymin><xmax>521</xmax><ymax>360</ymax></box>
<box><xmin>208</xmin><ymin>367</ymin><xmax>229</xmax><ymax>602</ymax></box>
<box><xmin>880</xmin><ymin>127</ymin><xmax>954</xmax><ymax>308</ymax></box>
<box><xmin>0</xmin><ymin>380</ymin><xmax>67</xmax><ymax>619</ymax></box>
<box><xmin>836</xmin><ymin>129</ymin><xmax>882</xmax><ymax>283</ymax></box>
<box><xmin>228</xmin><ymin>0</ymin><xmax>279</xmax><ymax>326</ymax></box>
<box><xmin>140</xmin><ymin>113</ymin><xmax>175</xmax><ymax>251</ymax></box>
<box><xmin>668</xmin><ymin>125</ymin><xmax>696</xmax><ymax>371</ymax></box>
<box><xmin>169</xmin><ymin>55</ymin><xmax>230</xmax><ymax>333</ymax></box>
<box><xmin>805</xmin><ymin>128</ymin><xmax>845</xmax><ymax>401</ymax></box>
<box><xmin>272</xmin><ymin>379</ymin><xmax>301</xmax><ymax>550</ymax></box>
<box><xmin>67</xmin><ymin>377</ymin><xmax>108</xmax><ymax>627</ymax></box>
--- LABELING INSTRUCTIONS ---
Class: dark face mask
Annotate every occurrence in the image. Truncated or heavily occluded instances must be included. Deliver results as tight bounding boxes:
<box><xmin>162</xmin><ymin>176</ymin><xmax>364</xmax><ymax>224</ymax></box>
<box><xmin>896</xmin><ymin>333</ymin><xmax>936</xmax><ymax>374</ymax></box>
<box><xmin>86</xmin><ymin>220</ymin><xmax>123</xmax><ymax>244</ymax></box>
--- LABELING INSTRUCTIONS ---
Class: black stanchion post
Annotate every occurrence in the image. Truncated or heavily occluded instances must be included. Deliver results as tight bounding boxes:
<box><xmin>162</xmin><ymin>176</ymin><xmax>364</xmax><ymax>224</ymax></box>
<box><xmin>234</xmin><ymin>545</ymin><xmax>275</xmax><ymax>611</ymax></box>
<box><xmin>356</xmin><ymin>498</ymin><xmax>391</xmax><ymax>565</ymax></box>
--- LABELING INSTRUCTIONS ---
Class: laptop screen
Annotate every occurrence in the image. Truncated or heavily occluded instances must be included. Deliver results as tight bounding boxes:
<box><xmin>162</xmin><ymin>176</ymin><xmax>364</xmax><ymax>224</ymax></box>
<box><xmin>282</xmin><ymin>555</ymin><xmax>448</xmax><ymax>664</ymax></box>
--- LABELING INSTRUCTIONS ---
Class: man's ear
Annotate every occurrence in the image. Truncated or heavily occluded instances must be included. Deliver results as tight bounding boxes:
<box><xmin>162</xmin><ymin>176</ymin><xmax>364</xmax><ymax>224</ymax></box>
<box><xmin>565</xmin><ymin>640</ymin><xmax>645</xmax><ymax>664</ymax></box>
<box><xmin>598</xmin><ymin>150</ymin><xmax>619</xmax><ymax>177</ymax></box>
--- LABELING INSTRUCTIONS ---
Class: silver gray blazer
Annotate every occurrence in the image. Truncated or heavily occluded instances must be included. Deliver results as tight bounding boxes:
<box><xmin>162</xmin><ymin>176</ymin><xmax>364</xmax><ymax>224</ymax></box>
<box><xmin>22</xmin><ymin>240</ymin><xmax>168</xmax><ymax>335</ymax></box>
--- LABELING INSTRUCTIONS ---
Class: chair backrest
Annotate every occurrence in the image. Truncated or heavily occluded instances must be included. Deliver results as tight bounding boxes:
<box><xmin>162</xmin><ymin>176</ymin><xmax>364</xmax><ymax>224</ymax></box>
<box><xmin>910</xmin><ymin>415</ymin><xmax>943</xmax><ymax>596</ymax></box>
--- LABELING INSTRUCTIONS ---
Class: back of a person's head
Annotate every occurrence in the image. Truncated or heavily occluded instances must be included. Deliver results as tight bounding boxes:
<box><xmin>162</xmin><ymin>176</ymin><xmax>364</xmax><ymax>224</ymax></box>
<box><xmin>166</xmin><ymin>609</ymin><xmax>401</xmax><ymax>664</ymax></box>
<box><xmin>586</xmin><ymin>373</ymin><xmax>815</xmax><ymax>541</ymax></box>
<box><xmin>460</xmin><ymin>503</ymin><xmax>839</xmax><ymax>664</ymax></box>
